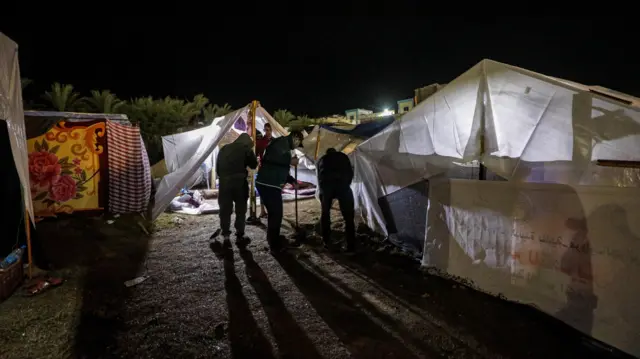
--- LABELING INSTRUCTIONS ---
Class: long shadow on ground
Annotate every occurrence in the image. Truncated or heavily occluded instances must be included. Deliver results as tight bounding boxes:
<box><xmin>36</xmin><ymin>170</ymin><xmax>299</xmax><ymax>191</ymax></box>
<box><xmin>298</xmin><ymin>255</ymin><xmax>473</xmax><ymax>358</ymax></box>
<box><xmin>40</xmin><ymin>215</ymin><xmax>151</xmax><ymax>358</ymax></box>
<box><xmin>273</xmin><ymin>251</ymin><xmax>421</xmax><ymax>359</ymax></box>
<box><xmin>238</xmin><ymin>245</ymin><xmax>324</xmax><ymax>359</ymax></box>
<box><xmin>211</xmin><ymin>242</ymin><xmax>276</xmax><ymax>358</ymax></box>
<box><xmin>317</xmin><ymin>245</ymin><xmax>633</xmax><ymax>359</ymax></box>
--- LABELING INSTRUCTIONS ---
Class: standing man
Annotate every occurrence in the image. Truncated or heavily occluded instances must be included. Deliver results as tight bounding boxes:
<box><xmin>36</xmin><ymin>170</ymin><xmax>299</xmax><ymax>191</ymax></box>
<box><xmin>255</xmin><ymin>123</ymin><xmax>273</xmax><ymax>218</ymax></box>
<box><xmin>256</xmin><ymin>130</ymin><xmax>304</xmax><ymax>252</ymax></box>
<box><xmin>317</xmin><ymin>148</ymin><xmax>356</xmax><ymax>253</ymax></box>
<box><xmin>216</xmin><ymin>133</ymin><xmax>258</xmax><ymax>245</ymax></box>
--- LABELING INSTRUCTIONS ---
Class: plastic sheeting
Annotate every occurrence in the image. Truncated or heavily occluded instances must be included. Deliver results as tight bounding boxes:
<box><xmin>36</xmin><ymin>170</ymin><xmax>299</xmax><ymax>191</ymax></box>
<box><xmin>319</xmin><ymin>116</ymin><xmax>395</xmax><ymax>138</ymax></box>
<box><xmin>0</xmin><ymin>33</ymin><xmax>33</xmax><ymax>224</ymax></box>
<box><xmin>153</xmin><ymin>105</ymin><xmax>288</xmax><ymax>220</ymax></box>
<box><xmin>426</xmin><ymin>179</ymin><xmax>640</xmax><ymax>357</ymax></box>
<box><xmin>351</xmin><ymin>59</ymin><xmax>640</xmax><ymax>238</ymax></box>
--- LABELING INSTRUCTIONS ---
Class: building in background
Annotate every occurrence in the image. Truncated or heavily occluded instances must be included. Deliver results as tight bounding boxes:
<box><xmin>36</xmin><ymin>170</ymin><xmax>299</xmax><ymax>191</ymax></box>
<box><xmin>397</xmin><ymin>98</ymin><xmax>414</xmax><ymax>114</ymax></box>
<box><xmin>345</xmin><ymin>108</ymin><xmax>374</xmax><ymax>124</ymax></box>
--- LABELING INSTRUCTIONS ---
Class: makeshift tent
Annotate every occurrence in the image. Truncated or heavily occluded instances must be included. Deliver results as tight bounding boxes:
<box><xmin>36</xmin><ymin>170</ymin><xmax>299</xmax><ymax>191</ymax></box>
<box><xmin>24</xmin><ymin>111</ymin><xmax>151</xmax><ymax>216</ymax></box>
<box><xmin>350</xmin><ymin>59</ymin><xmax>640</xmax><ymax>356</ymax></box>
<box><xmin>0</xmin><ymin>32</ymin><xmax>34</xmax><ymax>275</ymax></box>
<box><xmin>161</xmin><ymin>109</ymin><xmax>287</xmax><ymax>189</ymax></box>
<box><xmin>154</xmin><ymin>103</ymin><xmax>288</xmax><ymax>220</ymax></box>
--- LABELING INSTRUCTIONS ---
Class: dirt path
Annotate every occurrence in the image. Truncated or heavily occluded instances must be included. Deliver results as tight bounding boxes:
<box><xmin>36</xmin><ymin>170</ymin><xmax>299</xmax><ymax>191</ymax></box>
<box><xmin>1</xmin><ymin>200</ymin><xmax>630</xmax><ymax>358</ymax></box>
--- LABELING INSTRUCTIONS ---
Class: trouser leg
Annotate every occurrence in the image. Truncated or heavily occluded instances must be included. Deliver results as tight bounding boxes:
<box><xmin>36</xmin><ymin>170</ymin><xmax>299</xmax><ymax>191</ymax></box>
<box><xmin>337</xmin><ymin>186</ymin><xmax>356</xmax><ymax>248</ymax></box>
<box><xmin>257</xmin><ymin>185</ymin><xmax>284</xmax><ymax>248</ymax></box>
<box><xmin>268</xmin><ymin>190</ymin><xmax>284</xmax><ymax>245</ymax></box>
<box><xmin>218</xmin><ymin>184</ymin><xmax>233</xmax><ymax>237</ymax></box>
<box><xmin>234</xmin><ymin>181</ymin><xmax>248</xmax><ymax>235</ymax></box>
<box><xmin>320</xmin><ymin>186</ymin><xmax>334</xmax><ymax>244</ymax></box>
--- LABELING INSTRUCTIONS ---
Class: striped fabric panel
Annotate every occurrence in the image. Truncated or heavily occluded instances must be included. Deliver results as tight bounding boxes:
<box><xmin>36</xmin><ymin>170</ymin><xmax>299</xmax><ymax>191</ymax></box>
<box><xmin>106</xmin><ymin>121</ymin><xmax>151</xmax><ymax>214</ymax></box>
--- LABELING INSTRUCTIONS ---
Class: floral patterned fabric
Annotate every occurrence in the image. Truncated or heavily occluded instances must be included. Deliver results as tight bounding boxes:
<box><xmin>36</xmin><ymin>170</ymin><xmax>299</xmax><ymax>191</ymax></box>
<box><xmin>27</xmin><ymin>120</ymin><xmax>106</xmax><ymax>216</ymax></box>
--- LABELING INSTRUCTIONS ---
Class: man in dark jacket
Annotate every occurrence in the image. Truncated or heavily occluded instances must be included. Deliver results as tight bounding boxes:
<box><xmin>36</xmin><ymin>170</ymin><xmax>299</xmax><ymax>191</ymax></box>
<box><xmin>317</xmin><ymin>148</ymin><xmax>355</xmax><ymax>252</ymax></box>
<box><xmin>256</xmin><ymin>131</ymin><xmax>304</xmax><ymax>251</ymax></box>
<box><xmin>216</xmin><ymin>133</ymin><xmax>258</xmax><ymax>245</ymax></box>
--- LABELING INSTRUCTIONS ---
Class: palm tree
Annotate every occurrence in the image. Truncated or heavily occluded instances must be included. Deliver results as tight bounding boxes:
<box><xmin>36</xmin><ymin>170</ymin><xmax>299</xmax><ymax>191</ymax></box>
<box><xmin>203</xmin><ymin>103</ymin><xmax>234</xmax><ymax>123</ymax></box>
<box><xmin>296</xmin><ymin>114</ymin><xmax>313</xmax><ymax>125</ymax></box>
<box><xmin>273</xmin><ymin>109</ymin><xmax>296</xmax><ymax>127</ymax></box>
<box><xmin>84</xmin><ymin>90</ymin><xmax>126</xmax><ymax>114</ymax></box>
<box><xmin>42</xmin><ymin>83</ymin><xmax>83</xmax><ymax>112</ymax></box>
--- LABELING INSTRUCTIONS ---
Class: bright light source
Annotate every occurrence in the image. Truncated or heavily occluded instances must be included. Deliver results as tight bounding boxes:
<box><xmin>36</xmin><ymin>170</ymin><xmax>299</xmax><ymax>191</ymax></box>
<box><xmin>380</xmin><ymin>108</ymin><xmax>394</xmax><ymax>116</ymax></box>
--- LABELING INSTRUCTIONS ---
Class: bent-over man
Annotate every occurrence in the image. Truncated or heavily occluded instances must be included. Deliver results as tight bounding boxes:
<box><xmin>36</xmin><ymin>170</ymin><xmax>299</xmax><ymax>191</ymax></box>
<box><xmin>216</xmin><ymin>133</ymin><xmax>258</xmax><ymax>245</ymax></box>
<box><xmin>317</xmin><ymin>148</ymin><xmax>355</xmax><ymax>253</ymax></box>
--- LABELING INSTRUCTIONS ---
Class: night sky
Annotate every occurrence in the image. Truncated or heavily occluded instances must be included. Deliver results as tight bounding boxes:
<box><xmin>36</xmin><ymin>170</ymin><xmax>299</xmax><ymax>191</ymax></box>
<box><xmin>3</xmin><ymin>16</ymin><xmax>638</xmax><ymax>118</ymax></box>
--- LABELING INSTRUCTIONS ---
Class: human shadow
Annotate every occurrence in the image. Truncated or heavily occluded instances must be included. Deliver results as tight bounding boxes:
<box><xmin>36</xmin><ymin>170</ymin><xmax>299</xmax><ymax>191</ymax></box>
<box><xmin>71</xmin><ymin>215</ymin><xmax>150</xmax><ymax>358</ymax></box>
<box><xmin>297</xmin><ymin>255</ymin><xmax>451</xmax><ymax>358</ymax></box>
<box><xmin>272</xmin><ymin>251</ymin><xmax>421</xmax><ymax>359</ymax></box>
<box><xmin>237</xmin><ymin>246</ymin><xmax>323</xmax><ymax>359</ymax></box>
<box><xmin>210</xmin><ymin>242</ymin><xmax>276</xmax><ymax>359</ymax></box>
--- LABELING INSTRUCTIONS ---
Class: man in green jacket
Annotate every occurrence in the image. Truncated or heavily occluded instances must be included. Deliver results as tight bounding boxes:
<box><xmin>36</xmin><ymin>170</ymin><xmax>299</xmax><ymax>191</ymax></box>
<box><xmin>256</xmin><ymin>130</ymin><xmax>304</xmax><ymax>251</ymax></box>
<box><xmin>216</xmin><ymin>133</ymin><xmax>258</xmax><ymax>245</ymax></box>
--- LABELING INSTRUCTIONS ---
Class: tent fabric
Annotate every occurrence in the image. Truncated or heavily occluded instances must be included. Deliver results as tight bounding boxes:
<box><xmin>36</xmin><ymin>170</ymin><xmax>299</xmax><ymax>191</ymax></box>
<box><xmin>350</xmin><ymin>59</ymin><xmax>640</xmax><ymax>356</ymax></box>
<box><xmin>154</xmin><ymin>105</ymin><xmax>288</xmax><ymax>220</ymax></box>
<box><xmin>107</xmin><ymin>121</ymin><xmax>152</xmax><ymax>214</ymax></box>
<box><xmin>352</xmin><ymin>59</ymin><xmax>640</xmax><ymax>237</ymax></box>
<box><xmin>27</xmin><ymin>119</ymin><xmax>108</xmax><ymax>215</ymax></box>
<box><xmin>0</xmin><ymin>33</ymin><xmax>34</xmax><ymax>223</ymax></box>
<box><xmin>319</xmin><ymin>115</ymin><xmax>395</xmax><ymax>138</ymax></box>
<box><xmin>24</xmin><ymin>111</ymin><xmax>130</xmax><ymax>138</ymax></box>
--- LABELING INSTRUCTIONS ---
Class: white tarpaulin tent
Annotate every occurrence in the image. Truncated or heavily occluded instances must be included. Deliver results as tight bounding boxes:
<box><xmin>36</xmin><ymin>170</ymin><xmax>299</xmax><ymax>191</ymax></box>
<box><xmin>153</xmin><ymin>104</ymin><xmax>288</xmax><ymax>219</ymax></box>
<box><xmin>350</xmin><ymin>59</ymin><xmax>640</xmax><ymax>356</ymax></box>
<box><xmin>0</xmin><ymin>33</ymin><xmax>33</xmax><ymax>224</ymax></box>
<box><xmin>352</xmin><ymin>59</ymin><xmax>640</xmax><ymax>236</ymax></box>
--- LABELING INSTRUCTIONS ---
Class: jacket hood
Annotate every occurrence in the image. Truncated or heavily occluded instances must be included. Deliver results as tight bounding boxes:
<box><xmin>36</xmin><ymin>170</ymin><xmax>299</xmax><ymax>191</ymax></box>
<box><xmin>234</xmin><ymin>133</ymin><xmax>253</xmax><ymax>147</ymax></box>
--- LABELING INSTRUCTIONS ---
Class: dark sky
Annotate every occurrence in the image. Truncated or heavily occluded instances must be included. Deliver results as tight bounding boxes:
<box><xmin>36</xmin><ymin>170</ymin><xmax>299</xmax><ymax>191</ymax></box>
<box><xmin>3</xmin><ymin>16</ymin><xmax>638</xmax><ymax>117</ymax></box>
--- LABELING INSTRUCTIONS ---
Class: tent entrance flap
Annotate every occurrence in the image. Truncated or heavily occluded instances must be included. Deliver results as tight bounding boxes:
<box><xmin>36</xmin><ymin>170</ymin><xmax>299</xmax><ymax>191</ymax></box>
<box><xmin>153</xmin><ymin>103</ymin><xmax>288</xmax><ymax>220</ymax></box>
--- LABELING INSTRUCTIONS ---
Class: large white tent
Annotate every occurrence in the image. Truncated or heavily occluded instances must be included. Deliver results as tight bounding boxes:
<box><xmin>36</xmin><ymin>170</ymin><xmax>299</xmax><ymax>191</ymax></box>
<box><xmin>352</xmin><ymin>59</ymin><xmax>640</xmax><ymax>236</ymax></box>
<box><xmin>0</xmin><ymin>33</ymin><xmax>33</xmax><ymax>223</ymax></box>
<box><xmin>350</xmin><ymin>59</ymin><xmax>640</xmax><ymax>356</ymax></box>
<box><xmin>153</xmin><ymin>104</ymin><xmax>289</xmax><ymax>220</ymax></box>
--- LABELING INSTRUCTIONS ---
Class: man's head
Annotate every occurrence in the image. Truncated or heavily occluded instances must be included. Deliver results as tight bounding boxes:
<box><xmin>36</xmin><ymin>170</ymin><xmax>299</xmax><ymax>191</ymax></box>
<box><xmin>326</xmin><ymin>148</ymin><xmax>337</xmax><ymax>154</ymax></box>
<box><xmin>289</xmin><ymin>130</ymin><xmax>304</xmax><ymax>149</ymax></box>
<box><xmin>256</xmin><ymin>129</ymin><xmax>263</xmax><ymax>140</ymax></box>
<box><xmin>264</xmin><ymin>123</ymin><xmax>272</xmax><ymax>138</ymax></box>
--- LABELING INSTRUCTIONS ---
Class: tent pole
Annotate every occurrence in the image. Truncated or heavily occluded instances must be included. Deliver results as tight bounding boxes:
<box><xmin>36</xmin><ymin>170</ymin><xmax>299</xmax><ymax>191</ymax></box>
<box><xmin>314</xmin><ymin>127</ymin><xmax>322</xmax><ymax>161</ymax></box>
<box><xmin>249</xmin><ymin>100</ymin><xmax>258</xmax><ymax>220</ymax></box>
<box><xmin>25</xmin><ymin>208</ymin><xmax>32</xmax><ymax>279</ymax></box>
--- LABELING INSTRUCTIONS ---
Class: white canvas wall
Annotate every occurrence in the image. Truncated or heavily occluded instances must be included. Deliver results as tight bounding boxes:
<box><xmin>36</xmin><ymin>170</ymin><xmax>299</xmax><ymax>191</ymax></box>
<box><xmin>425</xmin><ymin>179</ymin><xmax>640</xmax><ymax>357</ymax></box>
<box><xmin>0</xmin><ymin>33</ymin><xmax>33</xmax><ymax>223</ymax></box>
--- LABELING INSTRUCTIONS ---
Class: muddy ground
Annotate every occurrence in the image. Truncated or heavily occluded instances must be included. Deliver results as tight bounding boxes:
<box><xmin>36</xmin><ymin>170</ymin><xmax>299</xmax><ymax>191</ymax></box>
<box><xmin>0</xmin><ymin>199</ymin><xmax>631</xmax><ymax>359</ymax></box>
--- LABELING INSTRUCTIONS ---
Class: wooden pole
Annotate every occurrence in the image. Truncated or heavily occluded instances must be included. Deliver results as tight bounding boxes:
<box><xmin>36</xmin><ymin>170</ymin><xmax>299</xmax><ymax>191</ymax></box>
<box><xmin>25</xmin><ymin>208</ymin><xmax>32</xmax><ymax>279</ymax></box>
<box><xmin>314</xmin><ymin>127</ymin><xmax>322</xmax><ymax>161</ymax></box>
<box><xmin>249</xmin><ymin>100</ymin><xmax>258</xmax><ymax>219</ymax></box>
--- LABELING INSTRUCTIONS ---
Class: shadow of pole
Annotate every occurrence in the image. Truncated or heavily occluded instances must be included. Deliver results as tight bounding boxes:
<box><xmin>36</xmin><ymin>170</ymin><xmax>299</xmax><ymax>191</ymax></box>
<box><xmin>211</xmin><ymin>242</ymin><xmax>276</xmax><ymax>359</ymax></box>
<box><xmin>237</xmin><ymin>246</ymin><xmax>323</xmax><ymax>359</ymax></box>
<box><xmin>272</xmin><ymin>252</ymin><xmax>422</xmax><ymax>359</ymax></box>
